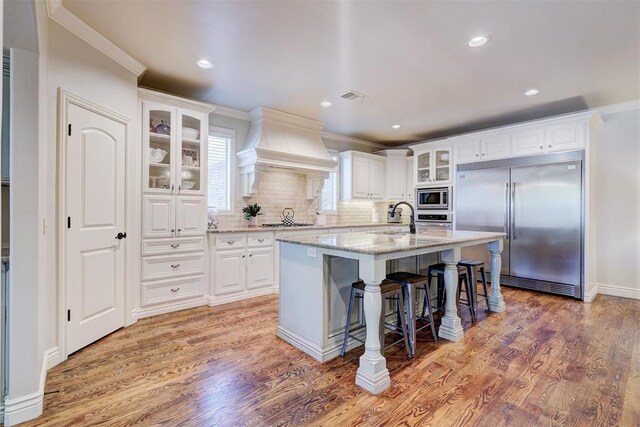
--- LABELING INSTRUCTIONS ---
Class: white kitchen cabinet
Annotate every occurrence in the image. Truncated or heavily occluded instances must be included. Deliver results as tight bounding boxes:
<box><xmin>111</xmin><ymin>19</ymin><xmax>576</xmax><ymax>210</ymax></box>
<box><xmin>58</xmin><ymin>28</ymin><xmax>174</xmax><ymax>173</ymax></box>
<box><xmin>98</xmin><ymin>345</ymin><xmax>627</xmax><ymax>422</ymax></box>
<box><xmin>211</xmin><ymin>232</ymin><xmax>276</xmax><ymax>299</ymax></box>
<box><xmin>405</xmin><ymin>157</ymin><xmax>414</xmax><ymax>203</ymax></box>
<box><xmin>454</xmin><ymin>134</ymin><xmax>511</xmax><ymax>164</ymax></box>
<box><xmin>511</xmin><ymin>128</ymin><xmax>545</xmax><ymax>157</ymax></box>
<box><xmin>377</xmin><ymin>149</ymin><xmax>410</xmax><ymax>201</ymax></box>
<box><xmin>545</xmin><ymin>121</ymin><xmax>585</xmax><ymax>152</ymax></box>
<box><xmin>214</xmin><ymin>249</ymin><xmax>246</xmax><ymax>295</ymax></box>
<box><xmin>412</xmin><ymin>143</ymin><xmax>452</xmax><ymax>186</ymax></box>
<box><xmin>138</xmin><ymin>89</ymin><xmax>214</xmax><ymax>317</ymax></box>
<box><xmin>340</xmin><ymin>151</ymin><xmax>386</xmax><ymax>200</ymax></box>
<box><xmin>247</xmin><ymin>247</ymin><xmax>275</xmax><ymax>289</ymax></box>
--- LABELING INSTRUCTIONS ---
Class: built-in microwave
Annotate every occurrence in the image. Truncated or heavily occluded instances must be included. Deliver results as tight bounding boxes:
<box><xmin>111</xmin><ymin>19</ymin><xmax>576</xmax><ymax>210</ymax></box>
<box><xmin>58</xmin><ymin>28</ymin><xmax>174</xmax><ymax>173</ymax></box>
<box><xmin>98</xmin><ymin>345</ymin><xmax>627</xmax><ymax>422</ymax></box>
<box><xmin>416</xmin><ymin>187</ymin><xmax>451</xmax><ymax>210</ymax></box>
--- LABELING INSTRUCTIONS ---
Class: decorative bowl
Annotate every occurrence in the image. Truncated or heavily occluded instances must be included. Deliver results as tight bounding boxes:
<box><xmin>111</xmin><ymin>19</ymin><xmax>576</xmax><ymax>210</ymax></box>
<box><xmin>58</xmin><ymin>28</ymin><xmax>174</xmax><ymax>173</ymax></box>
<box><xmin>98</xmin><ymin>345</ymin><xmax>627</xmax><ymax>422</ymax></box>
<box><xmin>182</xmin><ymin>181</ymin><xmax>196</xmax><ymax>190</ymax></box>
<box><xmin>182</xmin><ymin>127</ymin><xmax>200</xmax><ymax>140</ymax></box>
<box><xmin>149</xmin><ymin>147</ymin><xmax>168</xmax><ymax>163</ymax></box>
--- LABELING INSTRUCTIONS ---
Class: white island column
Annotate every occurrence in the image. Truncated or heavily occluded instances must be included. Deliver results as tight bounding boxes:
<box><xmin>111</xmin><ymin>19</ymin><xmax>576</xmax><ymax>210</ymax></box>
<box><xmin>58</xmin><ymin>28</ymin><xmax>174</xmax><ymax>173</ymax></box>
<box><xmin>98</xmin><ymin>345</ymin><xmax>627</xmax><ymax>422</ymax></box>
<box><xmin>488</xmin><ymin>240</ymin><xmax>506</xmax><ymax>312</ymax></box>
<box><xmin>355</xmin><ymin>257</ymin><xmax>391</xmax><ymax>394</ymax></box>
<box><xmin>438</xmin><ymin>248</ymin><xmax>464</xmax><ymax>341</ymax></box>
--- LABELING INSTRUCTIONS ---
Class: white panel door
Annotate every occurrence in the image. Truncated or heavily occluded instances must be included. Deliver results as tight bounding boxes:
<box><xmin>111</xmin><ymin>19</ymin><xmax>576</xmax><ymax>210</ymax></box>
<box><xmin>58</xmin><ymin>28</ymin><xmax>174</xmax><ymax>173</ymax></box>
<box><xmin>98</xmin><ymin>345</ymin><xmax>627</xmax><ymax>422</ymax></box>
<box><xmin>176</xmin><ymin>196</ymin><xmax>205</xmax><ymax>237</ymax></box>
<box><xmin>369</xmin><ymin>158</ymin><xmax>385</xmax><ymax>199</ymax></box>
<box><xmin>546</xmin><ymin>122</ymin><xmax>585</xmax><ymax>152</ymax></box>
<box><xmin>247</xmin><ymin>247</ymin><xmax>274</xmax><ymax>289</ymax></box>
<box><xmin>65</xmin><ymin>102</ymin><xmax>126</xmax><ymax>355</ymax></box>
<box><xmin>352</xmin><ymin>156</ymin><xmax>370</xmax><ymax>198</ymax></box>
<box><xmin>214</xmin><ymin>250</ymin><xmax>246</xmax><ymax>295</ymax></box>
<box><xmin>143</xmin><ymin>195</ymin><xmax>175</xmax><ymax>238</ymax></box>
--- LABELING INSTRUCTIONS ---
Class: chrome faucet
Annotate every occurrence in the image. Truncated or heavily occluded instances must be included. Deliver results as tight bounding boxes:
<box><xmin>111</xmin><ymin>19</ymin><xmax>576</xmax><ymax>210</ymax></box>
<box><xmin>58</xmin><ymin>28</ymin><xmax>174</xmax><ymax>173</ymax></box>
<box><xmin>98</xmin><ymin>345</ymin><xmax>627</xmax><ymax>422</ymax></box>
<box><xmin>391</xmin><ymin>201</ymin><xmax>416</xmax><ymax>234</ymax></box>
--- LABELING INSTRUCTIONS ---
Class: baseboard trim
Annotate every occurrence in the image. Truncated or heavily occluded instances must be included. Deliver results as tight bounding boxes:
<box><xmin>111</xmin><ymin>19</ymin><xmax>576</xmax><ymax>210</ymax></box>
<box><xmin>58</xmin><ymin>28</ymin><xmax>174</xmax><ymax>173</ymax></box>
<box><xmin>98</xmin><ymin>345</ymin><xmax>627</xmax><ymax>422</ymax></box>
<box><xmin>46</xmin><ymin>346</ymin><xmax>62</xmax><ymax>370</ymax></box>
<box><xmin>584</xmin><ymin>282</ymin><xmax>599</xmax><ymax>303</ymax></box>
<box><xmin>208</xmin><ymin>286</ymin><xmax>278</xmax><ymax>307</ymax></box>
<box><xmin>598</xmin><ymin>283</ymin><xmax>640</xmax><ymax>300</ymax></box>
<box><xmin>133</xmin><ymin>296</ymin><xmax>208</xmax><ymax>320</ymax></box>
<box><xmin>3</xmin><ymin>347</ymin><xmax>56</xmax><ymax>425</ymax></box>
<box><xmin>276</xmin><ymin>325</ymin><xmax>366</xmax><ymax>363</ymax></box>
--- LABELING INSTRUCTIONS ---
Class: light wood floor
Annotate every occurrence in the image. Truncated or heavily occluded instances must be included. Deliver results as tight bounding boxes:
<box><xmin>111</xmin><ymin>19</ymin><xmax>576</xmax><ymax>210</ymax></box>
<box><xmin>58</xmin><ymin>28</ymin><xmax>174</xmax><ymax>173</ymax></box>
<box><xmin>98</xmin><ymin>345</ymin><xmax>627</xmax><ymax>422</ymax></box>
<box><xmin>22</xmin><ymin>288</ymin><xmax>640</xmax><ymax>426</ymax></box>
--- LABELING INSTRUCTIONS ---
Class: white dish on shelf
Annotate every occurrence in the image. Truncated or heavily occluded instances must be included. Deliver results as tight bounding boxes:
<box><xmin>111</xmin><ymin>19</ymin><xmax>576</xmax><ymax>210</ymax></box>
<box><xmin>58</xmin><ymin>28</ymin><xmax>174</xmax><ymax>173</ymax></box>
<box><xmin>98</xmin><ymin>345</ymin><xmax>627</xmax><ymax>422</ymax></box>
<box><xmin>182</xmin><ymin>181</ymin><xmax>196</xmax><ymax>190</ymax></box>
<box><xmin>182</xmin><ymin>127</ymin><xmax>199</xmax><ymax>139</ymax></box>
<box><xmin>149</xmin><ymin>147</ymin><xmax>168</xmax><ymax>163</ymax></box>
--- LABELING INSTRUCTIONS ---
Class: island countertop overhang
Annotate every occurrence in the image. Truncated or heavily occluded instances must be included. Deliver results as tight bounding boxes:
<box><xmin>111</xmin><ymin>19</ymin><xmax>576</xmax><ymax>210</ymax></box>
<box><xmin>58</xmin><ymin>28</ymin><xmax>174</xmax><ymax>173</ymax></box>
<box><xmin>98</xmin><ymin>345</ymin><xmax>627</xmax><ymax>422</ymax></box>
<box><xmin>276</xmin><ymin>230</ymin><xmax>506</xmax><ymax>256</ymax></box>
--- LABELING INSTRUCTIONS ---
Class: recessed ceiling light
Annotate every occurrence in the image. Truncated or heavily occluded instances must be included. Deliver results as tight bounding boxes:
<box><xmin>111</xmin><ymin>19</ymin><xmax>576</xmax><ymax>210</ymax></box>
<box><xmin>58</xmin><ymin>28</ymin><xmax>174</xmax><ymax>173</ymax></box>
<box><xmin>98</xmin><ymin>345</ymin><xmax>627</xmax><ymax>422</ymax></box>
<box><xmin>524</xmin><ymin>88</ymin><xmax>540</xmax><ymax>96</ymax></box>
<box><xmin>392</xmin><ymin>124</ymin><xmax>401</xmax><ymax>129</ymax></box>
<box><xmin>320</xmin><ymin>101</ymin><xmax>333</xmax><ymax>107</ymax></box>
<box><xmin>467</xmin><ymin>35</ymin><xmax>489</xmax><ymax>48</ymax></box>
<box><xmin>197</xmin><ymin>59</ymin><xmax>213</xmax><ymax>69</ymax></box>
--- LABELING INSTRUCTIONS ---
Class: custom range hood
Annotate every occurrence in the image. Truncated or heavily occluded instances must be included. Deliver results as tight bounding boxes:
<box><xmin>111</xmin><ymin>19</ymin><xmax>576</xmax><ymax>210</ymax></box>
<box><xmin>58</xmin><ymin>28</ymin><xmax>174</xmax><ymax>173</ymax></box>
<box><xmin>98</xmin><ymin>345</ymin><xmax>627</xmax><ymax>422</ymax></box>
<box><xmin>237</xmin><ymin>107</ymin><xmax>338</xmax><ymax>197</ymax></box>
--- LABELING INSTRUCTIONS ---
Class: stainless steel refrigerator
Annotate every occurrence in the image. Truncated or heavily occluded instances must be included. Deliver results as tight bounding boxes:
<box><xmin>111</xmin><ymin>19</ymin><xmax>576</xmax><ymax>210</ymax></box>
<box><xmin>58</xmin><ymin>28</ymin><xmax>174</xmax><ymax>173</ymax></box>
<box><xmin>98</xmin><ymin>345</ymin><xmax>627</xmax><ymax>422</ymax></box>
<box><xmin>456</xmin><ymin>151</ymin><xmax>584</xmax><ymax>298</ymax></box>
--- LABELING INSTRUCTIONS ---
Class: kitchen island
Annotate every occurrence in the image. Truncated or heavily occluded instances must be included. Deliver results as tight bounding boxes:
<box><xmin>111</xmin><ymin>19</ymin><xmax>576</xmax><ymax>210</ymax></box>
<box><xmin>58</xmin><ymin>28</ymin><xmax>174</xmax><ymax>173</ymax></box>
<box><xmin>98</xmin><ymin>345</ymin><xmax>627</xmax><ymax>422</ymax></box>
<box><xmin>276</xmin><ymin>228</ymin><xmax>506</xmax><ymax>394</ymax></box>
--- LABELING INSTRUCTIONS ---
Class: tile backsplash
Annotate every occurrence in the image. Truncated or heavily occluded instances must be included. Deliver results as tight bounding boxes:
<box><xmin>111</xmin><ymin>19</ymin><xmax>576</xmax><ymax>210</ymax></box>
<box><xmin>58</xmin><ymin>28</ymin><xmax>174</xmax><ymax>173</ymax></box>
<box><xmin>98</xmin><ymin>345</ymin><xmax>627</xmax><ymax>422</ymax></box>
<box><xmin>216</xmin><ymin>169</ymin><xmax>405</xmax><ymax>227</ymax></box>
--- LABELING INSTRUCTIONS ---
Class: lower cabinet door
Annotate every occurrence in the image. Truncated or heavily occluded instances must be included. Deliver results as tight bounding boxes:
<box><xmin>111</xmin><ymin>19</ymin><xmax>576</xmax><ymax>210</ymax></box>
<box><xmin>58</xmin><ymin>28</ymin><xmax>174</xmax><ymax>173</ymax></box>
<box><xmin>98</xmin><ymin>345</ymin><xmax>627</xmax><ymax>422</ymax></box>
<box><xmin>247</xmin><ymin>247</ymin><xmax>274</xmax><ymax>289</ymax></box>
<box><xmin>176</xmin><ymin>196</ymin><xmax>205</xmax><ymax>237</ymax></box>
<box><xmin>143</xmin><ymin>195</ymin><xmax>175</xmax><ymax>238</ymax></box>
<box><xmin>214</xmin><ymin>249</ymin><xmax>246</xmax><ymax>295</ymax></box>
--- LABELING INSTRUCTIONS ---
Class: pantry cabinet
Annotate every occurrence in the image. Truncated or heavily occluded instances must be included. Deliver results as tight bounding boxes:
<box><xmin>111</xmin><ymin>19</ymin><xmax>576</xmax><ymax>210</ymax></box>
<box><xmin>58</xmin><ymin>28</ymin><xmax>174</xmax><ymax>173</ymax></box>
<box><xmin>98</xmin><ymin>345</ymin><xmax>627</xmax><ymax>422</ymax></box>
<box><xmin>340</xmin><ymin>151</ymin><xmax>386</xmax><ymax>200</ymax></box>
<box><xmin>138</xmin><ymin>89</ymin><xmax>214</xmax><ymax>317</ymax></box>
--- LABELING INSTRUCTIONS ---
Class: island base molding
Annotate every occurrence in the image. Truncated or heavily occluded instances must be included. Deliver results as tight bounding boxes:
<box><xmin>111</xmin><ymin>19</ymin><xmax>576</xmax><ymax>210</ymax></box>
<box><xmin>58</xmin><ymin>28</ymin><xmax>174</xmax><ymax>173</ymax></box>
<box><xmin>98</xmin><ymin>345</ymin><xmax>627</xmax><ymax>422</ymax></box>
<box><xmin>276</xmin><ymin>325</ymin><xmax>366</xmax><ymax>362</ymax></box>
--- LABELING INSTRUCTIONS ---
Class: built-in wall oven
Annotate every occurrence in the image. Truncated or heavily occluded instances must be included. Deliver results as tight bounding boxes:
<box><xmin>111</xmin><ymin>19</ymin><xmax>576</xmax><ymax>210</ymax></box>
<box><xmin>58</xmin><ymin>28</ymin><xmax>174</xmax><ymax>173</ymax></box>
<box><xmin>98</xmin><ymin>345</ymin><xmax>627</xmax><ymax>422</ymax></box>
<box><xmin>415</xmin><ymin>212</ymin><xmax>453</xmax><ymax>230</ymax></box>
<box><xmin>416</xmin><ymin>186</ymin><xmax>451</xmax><ymax>210</ymax></box>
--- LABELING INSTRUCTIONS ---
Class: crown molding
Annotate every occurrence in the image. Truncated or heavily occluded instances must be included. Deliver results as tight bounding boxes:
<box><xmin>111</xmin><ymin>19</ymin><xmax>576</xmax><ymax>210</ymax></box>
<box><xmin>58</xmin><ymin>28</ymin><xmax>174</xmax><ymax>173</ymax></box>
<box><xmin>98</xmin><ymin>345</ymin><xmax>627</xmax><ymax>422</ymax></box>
<box><xmin>46</xmin><ymin>0</ymin><xmax>147</xmax><ymax>77</ymax></box>
<box><xmin>212</xmin><ymin>105</ymin><xmax>251</xmax><ymax>121</ymax></box>
<box><xmin>320</xmin><ymin>131</ymin><xmax>389</xmax><ymax>150</ymax></box>
<box><xmin>595</xmin><ymin>99</ymin><xmax>640</xmax><ymax>116</ymax></box>
<box><xmin>137</xmin><ymin>87</ymin><xmax>215</xmax><ymax>113</ymax></box>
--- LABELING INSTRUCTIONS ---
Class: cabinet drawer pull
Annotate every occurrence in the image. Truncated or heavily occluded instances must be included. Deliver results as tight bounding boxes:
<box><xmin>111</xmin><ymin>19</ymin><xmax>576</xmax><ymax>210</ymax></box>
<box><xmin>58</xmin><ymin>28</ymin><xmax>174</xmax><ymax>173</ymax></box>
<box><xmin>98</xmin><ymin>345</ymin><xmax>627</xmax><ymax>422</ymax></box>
<box><xmin>170</xmin><ymin>263</ymin><xmax>180</xmax><ymax>268</ymax></box>
<box><xmin>177</xmin><ymin>228</ymin><xmax>182</xmax><ymax>232</ymax></box>
<box><xmin>170</xmin><ymin>243</ymin><xmax>180</xmax><ymax>248</ymax></box>
<box><xmin>227</xmin><ymin>240</ymin><xmax>235</xmax><ymax>245</ymax></box>
<box><xmin>249</xmin><ymin>254</ymin><xmax>253</xmax><ymax>257</ymax></box>
<box><xmin>258</xmin><ymin>238</ymin><xmax>265</xmax><ymax>242</ymax></box>
<box><xmin>170</xmin><ymin>287</ymin><xmax>180</xmax><ymax>293</ymax></box>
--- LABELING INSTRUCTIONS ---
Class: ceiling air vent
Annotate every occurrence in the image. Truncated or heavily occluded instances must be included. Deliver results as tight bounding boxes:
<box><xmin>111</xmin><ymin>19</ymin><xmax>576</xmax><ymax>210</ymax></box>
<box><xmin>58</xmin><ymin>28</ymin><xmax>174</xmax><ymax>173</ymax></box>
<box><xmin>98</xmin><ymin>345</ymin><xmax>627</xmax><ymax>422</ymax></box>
<box><xmin>340</xmin><ymin>90</ymin><xmax>368</xmax><ymax>101</ymax></box>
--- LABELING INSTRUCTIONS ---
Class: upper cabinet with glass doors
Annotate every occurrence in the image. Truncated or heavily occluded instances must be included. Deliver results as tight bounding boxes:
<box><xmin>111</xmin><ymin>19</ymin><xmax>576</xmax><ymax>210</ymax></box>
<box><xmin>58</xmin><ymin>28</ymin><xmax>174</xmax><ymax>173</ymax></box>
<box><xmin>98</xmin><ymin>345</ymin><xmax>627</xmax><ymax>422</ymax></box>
<box><xmin>412</xmin><ymin>142</ymin><xmax>452</xmax><ymax>186</ymax></box>
<box><xmin>141</xmin><ymin>91</ymin><xmax>211</xmax><ymax>196</ymax></box>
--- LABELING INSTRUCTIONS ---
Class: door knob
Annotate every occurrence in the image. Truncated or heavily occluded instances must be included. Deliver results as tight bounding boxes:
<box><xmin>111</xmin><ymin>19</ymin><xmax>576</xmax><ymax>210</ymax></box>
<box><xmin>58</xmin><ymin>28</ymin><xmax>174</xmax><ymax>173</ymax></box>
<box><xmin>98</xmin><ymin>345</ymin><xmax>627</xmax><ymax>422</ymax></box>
<box><xmin>115</xmin><ymin>232</ymin><xmax>127</xmax><ymax>240</ymax></box>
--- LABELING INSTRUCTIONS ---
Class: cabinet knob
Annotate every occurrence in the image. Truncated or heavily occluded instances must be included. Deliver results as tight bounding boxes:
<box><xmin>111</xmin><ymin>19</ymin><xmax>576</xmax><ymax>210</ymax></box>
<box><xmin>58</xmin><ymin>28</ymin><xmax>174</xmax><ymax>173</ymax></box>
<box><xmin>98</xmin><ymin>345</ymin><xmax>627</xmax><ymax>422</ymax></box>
<box><xmin>475</xmin><ymin>154</ymin><xmax>479</xmax><ymax>157</ymax></box>
<box><xmin>548</xmin><ymin>144</ymin><xmax>552</xmax><ymax>148</ymax></box>
<box><xmin>482</xmin><ymin>153</ymin><xmax>486</xmax><ymax>156</ymax></box>
<box><xmin>539</xmin><ymin>146</ymin><xmax>543</xmax><ymax>149</ymax></box>
<box><xmin>249</xmin><ymin>254</ymin><xmax>253</xmax><ymax>257</ymax></box>
<box><xmin>170</xmin><ymin>243</ymin><xmax>180</xmax><ymax>248</ymax></box>
<box><xmin>170</xmin><ymin>263</ymin><xmax>180</xmax><ymax>268</ymax></box>
<box><xmin>177</xmin><ymin>228</ymin><xmax>182</xmax><ymax>232</ymax></box>
<box><xmin>242</xmin><ymin>255</ymin><xmax>246</xmax><ymax>258</ymax></box>
<box><xmin>170</xmin><ymin>287</ymin><xmax>180</xmax><ymax>293</ymax></box>
<box><xmin>171</xmin><ymin>229</ymin><xmax>175</xmax><ymax>233</ymax></box>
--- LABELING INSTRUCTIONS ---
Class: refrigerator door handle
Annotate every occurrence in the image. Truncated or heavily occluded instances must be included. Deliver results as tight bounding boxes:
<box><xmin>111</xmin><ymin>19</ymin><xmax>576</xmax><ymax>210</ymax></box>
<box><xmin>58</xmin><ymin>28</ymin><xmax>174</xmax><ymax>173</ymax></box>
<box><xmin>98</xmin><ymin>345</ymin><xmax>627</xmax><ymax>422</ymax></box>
<box><xmin>511</xmin><ymin>182</ymin><xmax>517</xmax><ymax>240</ymax></box>
<box><xmin>504</xmin><ymin>182</ymin><xmax>510</xmax><ymax>237</ymax></box>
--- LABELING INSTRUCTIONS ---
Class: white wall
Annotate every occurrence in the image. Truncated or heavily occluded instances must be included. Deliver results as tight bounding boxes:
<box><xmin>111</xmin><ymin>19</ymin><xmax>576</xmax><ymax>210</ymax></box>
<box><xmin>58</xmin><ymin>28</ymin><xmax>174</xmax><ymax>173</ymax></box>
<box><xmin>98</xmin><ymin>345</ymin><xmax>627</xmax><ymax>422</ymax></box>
<box><xmin>594</xmin><ymin>107</ymin><xmax>640</xmax><ymax>299</ymax></box>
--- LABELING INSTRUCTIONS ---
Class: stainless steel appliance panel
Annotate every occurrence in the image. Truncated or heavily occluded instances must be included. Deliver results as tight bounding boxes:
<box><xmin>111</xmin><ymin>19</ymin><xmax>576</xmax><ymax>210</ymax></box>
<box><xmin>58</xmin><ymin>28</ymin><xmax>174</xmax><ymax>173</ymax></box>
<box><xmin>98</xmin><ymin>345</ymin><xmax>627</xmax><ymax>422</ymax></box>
<box><xmin>456</xmin><ymin>168</ymin><xmax>510</xmax><ymax>275</ymax></box>
<box><xmin>416</xmin><ymin>187</ymin><xmax>450</xmax><ymax>210</ymax></box>
<box><xmin>509</xmin><ymin>161</ymin><xmax>582</xmax><ymax>285</ymax></box>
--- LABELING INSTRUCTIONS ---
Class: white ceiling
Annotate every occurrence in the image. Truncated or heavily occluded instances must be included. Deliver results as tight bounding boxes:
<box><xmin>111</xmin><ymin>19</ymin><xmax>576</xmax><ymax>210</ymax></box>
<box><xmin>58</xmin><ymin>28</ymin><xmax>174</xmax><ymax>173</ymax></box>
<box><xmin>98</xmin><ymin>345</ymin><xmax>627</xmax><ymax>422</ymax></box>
<box><xmin>64</xmin><ymin>0</ymin><xmax>640</xmax><ymax>144</ymax></box>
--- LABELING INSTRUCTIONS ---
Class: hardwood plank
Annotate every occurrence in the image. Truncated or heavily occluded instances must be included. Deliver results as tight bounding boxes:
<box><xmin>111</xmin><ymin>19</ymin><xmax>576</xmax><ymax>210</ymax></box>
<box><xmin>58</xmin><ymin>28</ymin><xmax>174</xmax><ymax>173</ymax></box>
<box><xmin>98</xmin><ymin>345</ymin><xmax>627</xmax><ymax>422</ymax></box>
<box><xmin>19</xmin><ymin>290</ymin><xmax>640</xmax><ymax>426</ymax></box>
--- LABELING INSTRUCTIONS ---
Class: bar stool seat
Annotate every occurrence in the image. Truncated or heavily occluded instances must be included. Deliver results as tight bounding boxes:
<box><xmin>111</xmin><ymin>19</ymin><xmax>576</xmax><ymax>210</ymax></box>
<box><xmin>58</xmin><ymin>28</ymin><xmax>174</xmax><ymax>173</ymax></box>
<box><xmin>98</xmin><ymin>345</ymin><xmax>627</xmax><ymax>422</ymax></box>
<box><xmin>386</xmin><ymin>271</ymin><xmax>437</xmax><ymax>357</ymax></box>
<box><xmin>458</xmin><ymin>259</ymin><xmax>490</xmax><ymax>316</ymax></box>
<box><xmin>340</xmin><ymin>279</ymin><xmax>411</xmax><ymax>358</ymax></box>
<box><xmin>427</xmin><ymin>263</ymin><xmax>475</xmax><ymax>321</ymax></box>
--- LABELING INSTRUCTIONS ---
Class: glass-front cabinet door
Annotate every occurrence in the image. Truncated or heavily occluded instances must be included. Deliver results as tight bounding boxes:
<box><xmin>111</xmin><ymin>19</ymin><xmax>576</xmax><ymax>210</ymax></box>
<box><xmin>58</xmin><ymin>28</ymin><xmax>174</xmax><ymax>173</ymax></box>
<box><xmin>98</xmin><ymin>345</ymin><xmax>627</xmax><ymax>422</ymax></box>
<box><xmin>434</xmin><ymin>148</ymin><xmax>451</xmax><ymax>183</ymax></box>
<box><xmin>416</xmin><ymin>151</ymin><xmax>431</xmax><ymax>184</ymax></box>
<box><xmin>144</xmin><ymin>102</ymin><xmax>176</xmax><ymax>193</ymax></box>
<box><xmin>177</xmin><ymin>110</ymin><xmax>206</xmax><ymax>194</ymax></box>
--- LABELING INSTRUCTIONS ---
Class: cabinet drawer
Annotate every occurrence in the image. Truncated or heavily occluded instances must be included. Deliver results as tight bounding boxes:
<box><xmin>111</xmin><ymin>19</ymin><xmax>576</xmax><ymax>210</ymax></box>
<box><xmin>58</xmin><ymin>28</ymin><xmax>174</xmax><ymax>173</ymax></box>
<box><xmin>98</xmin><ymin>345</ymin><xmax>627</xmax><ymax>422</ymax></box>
<box><xmin>142</xmin><ymin>237</ymin><xmax>205</xmax><ymax>256</ymax></box>
<box><xmin>142</xmin><ymin>253</ymin><xmax>205</xmax><ymax>281</ymax></box>
<box><xmin>247</xmin><ymin>233</ymin><xmax>274</xmax><ymax>247</ymax></box>
<box><xmin>142</xmin><ymin>276</ymin><xmax>204</xmax><ymax>307</ymax></box>
<box><xmin>215</xmin><ymin>235</ymin><xmax>246</xmax><ymax>250</ymax></box>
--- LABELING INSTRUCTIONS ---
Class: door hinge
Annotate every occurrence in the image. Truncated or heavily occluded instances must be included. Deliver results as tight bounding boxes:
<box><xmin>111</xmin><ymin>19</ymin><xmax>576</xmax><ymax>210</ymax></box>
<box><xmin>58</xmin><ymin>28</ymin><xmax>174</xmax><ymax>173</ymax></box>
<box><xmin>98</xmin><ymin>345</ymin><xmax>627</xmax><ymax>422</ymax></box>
<box><xmin>67</xmin><ymin>309</ymin><xmax>71</xmax><ymax>322</ymax></box>
<box><xmin>68</xmin><ymin>124</ymin><xmax>72</xmax><ymax>136</ymax></box>
<box><xmin>67</xmin><ymin>217</ymin><xmax>71</xmax><ymax>229</ymax></box>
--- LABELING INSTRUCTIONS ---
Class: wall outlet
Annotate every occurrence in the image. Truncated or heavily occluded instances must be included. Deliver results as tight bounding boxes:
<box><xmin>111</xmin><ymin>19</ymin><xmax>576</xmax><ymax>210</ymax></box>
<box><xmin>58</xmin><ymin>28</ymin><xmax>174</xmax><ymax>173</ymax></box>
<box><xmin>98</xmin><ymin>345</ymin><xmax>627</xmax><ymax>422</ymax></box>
<box><xmin>307</xmin><ymin>248</ymin><xmax>317</xmax><ymax>258</ymax></box>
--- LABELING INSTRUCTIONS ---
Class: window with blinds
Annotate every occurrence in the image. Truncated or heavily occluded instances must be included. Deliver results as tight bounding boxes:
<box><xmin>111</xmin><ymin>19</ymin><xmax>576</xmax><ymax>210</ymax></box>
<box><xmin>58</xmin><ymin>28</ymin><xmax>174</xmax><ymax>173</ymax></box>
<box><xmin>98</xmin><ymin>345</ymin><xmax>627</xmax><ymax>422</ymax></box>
<box><xmin>320</xmin><ymin>153</ymin><xmax>339</xmax><ymax>212</ymax></box>
<box><xmin>207</xmin><ymin>130</ymin><xmax>233</xmax><ymax>212</ymax></box>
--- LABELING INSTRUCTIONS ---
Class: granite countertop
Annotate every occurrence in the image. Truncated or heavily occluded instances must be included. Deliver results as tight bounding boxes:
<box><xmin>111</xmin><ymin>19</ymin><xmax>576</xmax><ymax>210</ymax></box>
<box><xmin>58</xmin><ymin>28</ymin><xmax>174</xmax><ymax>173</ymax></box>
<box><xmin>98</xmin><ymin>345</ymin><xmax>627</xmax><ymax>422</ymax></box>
<box><xmin>207</xmin><ymin>222</ymin><xmax>408</xmax><ymax>234</ymax></box>
<box><xmin>276</xmin><ymin>229</ymin><xmax>506</xmax><ymax>255</ymax></box>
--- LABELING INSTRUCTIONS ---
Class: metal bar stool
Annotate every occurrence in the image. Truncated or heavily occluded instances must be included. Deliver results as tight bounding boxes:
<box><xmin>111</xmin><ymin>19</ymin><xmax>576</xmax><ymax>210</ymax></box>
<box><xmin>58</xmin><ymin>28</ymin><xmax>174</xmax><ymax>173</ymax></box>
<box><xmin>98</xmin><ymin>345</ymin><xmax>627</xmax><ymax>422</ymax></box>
<box><xmin>458</xmin><ymin>259</ymin><xmax>490</xmax><ymax>316</ymax></box>
<box><xmin>386</xmin><ymin>271</ymin><xmax>437</xmax><ymax>358</ymax></box>
<box><xmin>340</xmin><ymin>280</ymin><xmax>411</xmax><ymax>358</ymax></box>
<box><xmin>426</xmin><ymin>263</ymin><xmax>475</xmax><ymax>321</ymax></box>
